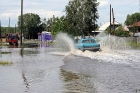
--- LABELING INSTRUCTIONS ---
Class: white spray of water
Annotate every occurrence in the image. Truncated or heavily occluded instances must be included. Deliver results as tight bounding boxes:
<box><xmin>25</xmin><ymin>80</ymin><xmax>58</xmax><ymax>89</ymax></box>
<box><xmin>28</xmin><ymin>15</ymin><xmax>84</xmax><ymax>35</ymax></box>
<box><xmin>95</xmin><ymin>32</ymin><xmax>131</xmax><ymax>51</ymax></box>
<box><xmin>50</xmin><ymin>33</ymin><xmax>76</xmax><ymax>56</ymax></box>
<box><xmin>52</xmin><ymin>32</ymin><xmax>140</xmax><ymax>64</ymax></box>
<box><xmin>55</xmin><ymin>33</ymin><xmax>76</xmax><ymax>51</ymax></box>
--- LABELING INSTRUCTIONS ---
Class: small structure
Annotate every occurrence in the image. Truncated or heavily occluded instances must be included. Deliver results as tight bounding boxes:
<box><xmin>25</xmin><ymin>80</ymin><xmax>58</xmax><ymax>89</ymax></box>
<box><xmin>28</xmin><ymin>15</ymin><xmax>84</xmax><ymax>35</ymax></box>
<box><xmin>38</xmin><ymin>31</ymin><xmax>53</xmax><ymax>43</ymax></box>
<box><xmin>127</xmin><ymin>21</ymin><xmax>140</xmax><ymax>28</ymax></box>
<box><xmin>127</xmin><ymin>21</ymin><xmax>140</xmax><ymax>37</ymax></box>
<box><xmin>0</xmin><ymin>33</ymin><xmax>6</xmax><ymax>43</ymax></box>
<box><xmin>99</xmin><ymin>21</ymin><xmax>120</xmax><ymax>31</ymax></box>
<box><xmin>92</xmin><ymin>21</ymin><xmax>120</xmax><ymax>35</ymax></box>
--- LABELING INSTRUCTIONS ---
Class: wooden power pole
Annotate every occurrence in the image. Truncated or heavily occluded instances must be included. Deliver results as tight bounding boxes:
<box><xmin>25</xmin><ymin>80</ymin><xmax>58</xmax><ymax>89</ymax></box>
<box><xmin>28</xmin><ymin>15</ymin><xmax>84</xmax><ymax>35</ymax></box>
<box><xmin>21</xmin><ymin>0</ymin><xmax>23</xmax><ymax>45</ymax></box>
<box><xmin>110</xmin><ymin>4</ymin><xmax>112</xmax><ymax>34</ymax></box>
<box><xmin>0</xmin><ymin>20</ymin><xmax>1</xmax><ymax>43</ymax></box>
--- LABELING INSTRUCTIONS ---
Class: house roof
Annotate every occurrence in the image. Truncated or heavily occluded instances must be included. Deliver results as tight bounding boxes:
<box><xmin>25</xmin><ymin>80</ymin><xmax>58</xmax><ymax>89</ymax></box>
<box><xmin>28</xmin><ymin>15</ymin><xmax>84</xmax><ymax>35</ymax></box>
<box><xmin>99</xmin><ymin>21</ymin><xmax>120</xmax><ymax>31</ymax></box>
<box><xmin>128</xmin><ymin>21</ymin><xmax>140</xmax><ymax>28</ymax></box>
<box><xmin>122</xmin><ymin>26</ymin><xmax>129</xmax><ymax>31</ymax></box>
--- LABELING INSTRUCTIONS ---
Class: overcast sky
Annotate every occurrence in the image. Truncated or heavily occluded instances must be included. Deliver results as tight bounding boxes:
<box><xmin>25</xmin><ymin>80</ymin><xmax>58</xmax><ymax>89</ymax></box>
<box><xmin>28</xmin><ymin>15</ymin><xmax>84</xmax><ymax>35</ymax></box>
<box><xmin>0</xmin><ymin>0</ymin><xmax>139</xmax><ymax>27</ymax></box>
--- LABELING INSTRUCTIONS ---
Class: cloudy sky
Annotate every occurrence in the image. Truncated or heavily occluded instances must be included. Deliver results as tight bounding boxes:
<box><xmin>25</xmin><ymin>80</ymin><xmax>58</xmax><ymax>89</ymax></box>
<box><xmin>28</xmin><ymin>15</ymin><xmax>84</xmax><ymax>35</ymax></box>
<box><xmin>0</xmin><ymin>0</ymin><xmax>139</xmax><ymax>27</ymax></box>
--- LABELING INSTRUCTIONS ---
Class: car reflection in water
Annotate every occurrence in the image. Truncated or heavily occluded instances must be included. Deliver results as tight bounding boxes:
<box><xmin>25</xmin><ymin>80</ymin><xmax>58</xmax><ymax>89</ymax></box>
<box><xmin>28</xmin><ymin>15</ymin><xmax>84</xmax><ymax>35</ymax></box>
<box><xmin>60</xmin><ymin>69</ymin><xmax>97</xmax><ymax>93</ymax></box>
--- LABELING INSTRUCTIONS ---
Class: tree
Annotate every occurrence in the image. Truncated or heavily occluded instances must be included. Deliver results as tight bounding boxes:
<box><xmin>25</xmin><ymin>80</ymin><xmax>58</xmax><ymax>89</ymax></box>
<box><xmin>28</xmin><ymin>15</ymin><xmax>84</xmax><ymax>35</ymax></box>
<box><xmin>65</xmin><ymin>0</ymin><xmax>99</xmax><ymax>36</ymax></box>
<box><xmin>115</xmin><ymin>25</ymin><xmax>129</xmax><ymax>37</ymax></box>
<box><xmin>41</xmin><ymin>18</ymin><xmax>47</xmax><ymax>31</ymax></box>
<box><xmin>51</xmin><ymin>16</ymin><xmax>66</xmax><ymax>37</ymax></box>
<box><xmin>125</xmin><ymin>12</ymin><xmax>140</xmax><ymax>34</ymax></box>
<box><xmin>18</xmin><ymin>13</ymin><xmax>41</xmax><ymax>39</ymax></box>
<box><xmin>1</xmin><ymin>27</ymin><xmax>18</xmax><ymax>34</ymax></box>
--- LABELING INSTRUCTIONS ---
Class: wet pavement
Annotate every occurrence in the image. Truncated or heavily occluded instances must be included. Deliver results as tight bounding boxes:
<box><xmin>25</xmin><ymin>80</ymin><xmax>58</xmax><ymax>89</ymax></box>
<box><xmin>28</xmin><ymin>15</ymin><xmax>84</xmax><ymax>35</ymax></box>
<box><xmin>0</xmin><ymin>44</ymin><xmax>140</xmax><ymax>93</ymax></box>
<box><xmin>0</xmin><ymin>45</ymin><xmax>65</xmax><ymax>93</ymax></box>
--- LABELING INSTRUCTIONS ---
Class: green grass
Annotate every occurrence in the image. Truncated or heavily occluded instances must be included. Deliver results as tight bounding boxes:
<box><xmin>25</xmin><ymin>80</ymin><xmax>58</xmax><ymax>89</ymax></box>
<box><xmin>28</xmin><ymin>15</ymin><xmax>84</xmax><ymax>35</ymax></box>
<box><xmin>0</xmin><ymin>51</ymin><xmax>11</xmax><ymax>54</ymax></box>
<box><xmin>0</xmin><ymin>61</ymin><xmax>13</xmax><ymax>66</ymax></box>
<box><xmin>128</xmin><ymin>42</ymin><xmax>140</xmax><ymax>47</ymax></box>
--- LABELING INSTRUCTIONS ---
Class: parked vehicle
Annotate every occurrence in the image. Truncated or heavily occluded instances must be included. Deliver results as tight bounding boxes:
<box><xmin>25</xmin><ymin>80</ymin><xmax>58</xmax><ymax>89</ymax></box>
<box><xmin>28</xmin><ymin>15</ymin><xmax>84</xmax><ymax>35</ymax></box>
<box><xmin>7</xmin><ymin>34</ymin><xmax>19</xmax><ymax>45</ymax></box>
<box><xmin>75</xmin><ymin>38</ymin><xmax>100</xmax><ymax>51</ymax></box>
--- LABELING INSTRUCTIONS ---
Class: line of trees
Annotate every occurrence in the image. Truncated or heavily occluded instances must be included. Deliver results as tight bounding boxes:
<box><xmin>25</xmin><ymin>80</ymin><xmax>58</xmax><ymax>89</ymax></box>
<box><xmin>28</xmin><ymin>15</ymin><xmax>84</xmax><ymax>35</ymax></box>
<box><xmin>125</xmin><ymin>12</ymin><xmax>140</xmax><ymax>35</ymax></box>
<box><xmin>17</xmin><ymin>0</ymin><xmax>99</xmax><ymax>39</ymax></box>
<box><xmin>2</xmin><ymin>0</ymin><xmax>139</xmax><ymax>39</ymax></box>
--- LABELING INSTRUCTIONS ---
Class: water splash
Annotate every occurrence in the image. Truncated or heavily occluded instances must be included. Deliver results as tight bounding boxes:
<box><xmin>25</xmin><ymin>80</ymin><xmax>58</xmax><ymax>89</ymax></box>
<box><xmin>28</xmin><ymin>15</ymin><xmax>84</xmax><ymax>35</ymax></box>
<box><xmin>50</xmin><ymin>33</ymin><xmax>76</xmax><ymax>56</ymax></box>
<box><xmin>54</xmin><ymin>33</ymin><xmax>76</xmax><ymax>51</ymax></box>
<box><xmin>53</xmin><ymin>32</ymin><xmax>131</xmax><ymax>53</ymax></box>
<box><xmin>95</xmin><ymin>33</ymin><xmax>131</xmax><ymax>51</ymax></box>
<box><xmin>52</xmin><ymin>32</ymin><xmax>136</xmax><ymax>64</ymax></box>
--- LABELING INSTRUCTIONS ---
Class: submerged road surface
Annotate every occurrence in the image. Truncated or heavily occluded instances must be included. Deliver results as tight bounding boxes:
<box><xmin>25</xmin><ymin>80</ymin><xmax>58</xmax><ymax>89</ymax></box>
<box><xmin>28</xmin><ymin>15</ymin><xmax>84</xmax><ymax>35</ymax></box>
<box><xmin>0</xmin><ymin>44</ymin><xmax>140</xmax><ymax>93</ymax></box>
<box><xmin>62</xmin><ymin>50</ymin><xmax>140</xmax><ymax>93</ymax></box>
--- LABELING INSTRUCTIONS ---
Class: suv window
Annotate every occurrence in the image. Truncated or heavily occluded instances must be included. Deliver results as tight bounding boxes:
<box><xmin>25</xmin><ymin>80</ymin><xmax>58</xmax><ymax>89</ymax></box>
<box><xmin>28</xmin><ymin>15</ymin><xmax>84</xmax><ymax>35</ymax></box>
<box><xmin>8</xmin><ymin>35</ymin><xmax>18</xmax><ymax>39</ymax></box>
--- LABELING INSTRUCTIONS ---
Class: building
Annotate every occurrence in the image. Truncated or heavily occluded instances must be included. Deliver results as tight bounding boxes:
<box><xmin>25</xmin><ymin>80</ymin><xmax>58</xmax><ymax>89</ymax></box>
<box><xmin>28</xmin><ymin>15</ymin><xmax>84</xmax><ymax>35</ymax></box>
<box><xmin>0</xmin><ymin>33</ymin><xmax>6</xmax><ymax>43</ymax></box>
<box><xmin>92</xmin><ymin>21</ymin><xmax>120</xmax><ymax>34</ymax></box>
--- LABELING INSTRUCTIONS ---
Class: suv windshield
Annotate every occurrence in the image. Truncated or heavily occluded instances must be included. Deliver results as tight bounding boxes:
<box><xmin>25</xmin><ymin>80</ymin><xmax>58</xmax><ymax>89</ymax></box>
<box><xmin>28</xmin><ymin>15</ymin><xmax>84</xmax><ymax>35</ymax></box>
<box><xmin>8</xmin><ymin>35</ymin><xmax>18</xmax><ymax>39</ymax></box>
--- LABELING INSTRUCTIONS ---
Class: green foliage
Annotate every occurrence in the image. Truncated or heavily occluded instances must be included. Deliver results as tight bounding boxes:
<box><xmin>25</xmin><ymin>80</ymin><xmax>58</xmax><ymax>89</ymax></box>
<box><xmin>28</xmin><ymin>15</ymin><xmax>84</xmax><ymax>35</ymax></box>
<box><xmin>125</xmin><ymin>13</ymin><xmax>140</xmax><ymax>25</ymax></box>
<box><xmin>16</xmin><ymin>1</ymin><xmax>99</xmax><ymax>38</ymax></box>
<box><xmin>18</xmin><ymin>13</ymin><xmax>41</xmax><ymax>39</ymax></box>
<box><xmin>0</xmin><ymin>61</ymin><xmax>13</xmax><ymax>66</ymax></box>
<box><xmin>1</xmin><ymin>27</ymin><xmax>18</xmax><ymax>34</ymax></box>
<box><xmin>105</xmin><ymin>27</ymin><xmax>110</xmax><ymax>34</ymax></box>
<box><xmin>124</xmin><ymin>12</ymin><xmax>140</xmax><ymax>33</ymax></box>
<box><xmin>14</xmin><ymin>0</ymin><xmax>100</xmax><ymax>39</ymax></box>
<box><xmin>46</xmin><ymin>15</ymin><xmax>55</xmax><ymax>32</ymax></box>
<box><xmin>1</xmin><ymin>51</ymin><xmax>11</xmax><ymax>54</ymax></box>
<box><xmin>41</xmin><ymin>18</ymin><xmax>47</xmax><ymax>31</ymax></box>
<box><xmin>128</xmin><ymin>42</ymin><xmax>140</xmax><ymax>47</ymax></box>
<box><xmin>115</xmin><ymin>25</ymin><xmax>129</xmax><ymax>37</ymax></box>
<box><xmin>51</xmin><ymin>16</ymin><xmax>66</xmax><ymax>37</ymax></box>
<box><xmin>65</xmin><ymin>0</ymin><xmax>99</xmax><ymax>36</ymax></box>
<box><xmin>105</xmin><ymin>25</ymin><xmax>129</xmax><ymax>37</ymax></box>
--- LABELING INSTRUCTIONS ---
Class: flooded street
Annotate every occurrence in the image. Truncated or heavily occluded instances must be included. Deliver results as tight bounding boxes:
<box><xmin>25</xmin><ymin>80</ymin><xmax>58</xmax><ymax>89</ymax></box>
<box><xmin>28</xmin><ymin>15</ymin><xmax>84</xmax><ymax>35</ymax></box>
<box><xmin>62</xmin><ymin>50</ymin><xmax>140</xmax><ymax>93</ymax></box>
<box><xmin>0</xmin><ymin>33</ymin><xmax>140</xmax><ymax>93</ymax></box>
<box><xmin>0</xmin><ymin>45</ymin><xmax>65</xmax><ymax>93</ymax></box>
<box><xmin>1</xmin><ymin>44</ymin><xmax>140</xmax><ymax>93</ymax></box>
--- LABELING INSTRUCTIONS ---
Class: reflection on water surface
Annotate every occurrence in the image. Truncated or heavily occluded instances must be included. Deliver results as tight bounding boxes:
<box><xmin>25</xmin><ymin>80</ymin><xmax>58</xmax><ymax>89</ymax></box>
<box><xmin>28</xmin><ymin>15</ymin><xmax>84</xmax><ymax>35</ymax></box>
<box><xmin>60</xmin><ymin>69</ymin><xmax>97</xmax><ymax>93</ymax></box>
<box><xmin>1</xmin><ymin>45</ymin><xmax>98</xmax><ymax>93</ymax></box>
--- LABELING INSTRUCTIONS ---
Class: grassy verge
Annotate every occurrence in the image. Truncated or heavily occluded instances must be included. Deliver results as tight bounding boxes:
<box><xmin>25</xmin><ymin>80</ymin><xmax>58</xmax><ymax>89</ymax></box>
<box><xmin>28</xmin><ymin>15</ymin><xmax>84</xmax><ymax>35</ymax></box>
<box><xmin>128</xmin><ymin>42</ymin><xmax>140</xmax><ymax>47</ymax></box>
<box><xmin>0</xmin><ymin>61</ymin><xmax>13</xmax><ymax>66</ymax></box>
<box><xmin>1</xmin><ymin>51</ymin><xmax>11</xmax><ymax>54</ymax></box>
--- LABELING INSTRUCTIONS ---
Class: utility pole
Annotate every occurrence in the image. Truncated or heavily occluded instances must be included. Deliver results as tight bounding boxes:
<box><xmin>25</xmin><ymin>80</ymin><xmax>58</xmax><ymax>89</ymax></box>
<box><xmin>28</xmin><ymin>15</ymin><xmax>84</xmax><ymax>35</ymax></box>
<box><xmin>9</xmin><ymin>17</ymin><xmax>10</xmax><ymax>33</ymax></box>
<box><xmin>21</xmin><ymin>0</ymin><xmax>23</xmax><ymax>45</ymax></box>
<box><xmin>110</xmin><ymin>4</ymin><xmax>112</xmax><ymax>34</ymax></box>
<box><xmin>0</xmin><ymin>20</ymin><xmax>1</xmax><ymax>43</ymax></box>
<box><xmin>112</xmin><ymin>8</ymin><xmax>115</xmax><ymax>35</ymax></box>
<box><xmin>94</xmin><ymin>11</ymin><xmax>95</xmax><ymax>38</ymax></box>
<box><xmin>15</xmin><ymin>24</ymin><xmax>16</xmax><ymax>33</ymax></box>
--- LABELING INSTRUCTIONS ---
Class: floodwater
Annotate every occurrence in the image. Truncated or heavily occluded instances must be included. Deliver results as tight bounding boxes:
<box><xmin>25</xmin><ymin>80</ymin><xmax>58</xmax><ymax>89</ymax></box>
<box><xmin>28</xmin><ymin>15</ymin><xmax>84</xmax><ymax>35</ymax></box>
<box><xmin>0</xmin><ymin>45</ymin><xmax>65</xmax><ymax>93</ymax></box>
<box><xmin>0</xmin><ymin>33</ymin><xmax>140</xmax><ymax>93</ymax></box>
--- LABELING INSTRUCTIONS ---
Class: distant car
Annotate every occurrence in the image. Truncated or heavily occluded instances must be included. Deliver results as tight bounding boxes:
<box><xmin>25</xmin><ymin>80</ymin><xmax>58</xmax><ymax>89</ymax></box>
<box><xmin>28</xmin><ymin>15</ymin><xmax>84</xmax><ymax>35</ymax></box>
<box><xmin>75</xmin><ymin>38</ymin><xmax>100</xmax><ymax>51</ymax></box>
<box><xmin>7</xmin><ymin>34</ymin><xmax>19</xmax><ymax>45</ymax></box>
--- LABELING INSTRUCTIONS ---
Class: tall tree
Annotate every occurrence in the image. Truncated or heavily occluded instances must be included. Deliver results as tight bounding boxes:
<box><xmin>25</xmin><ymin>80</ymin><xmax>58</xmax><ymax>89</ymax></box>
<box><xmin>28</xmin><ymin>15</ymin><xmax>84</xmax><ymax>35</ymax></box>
<box><xmin>18</xmin><ymin>13</ymin><xmax>41</xmax><ymax>39</ymax></box>
<box><xmin>125</xmin><ymin>12</ymin><xmax>140</xmax><ymax>34</ymax></box>
<box><xmin>65</xmin><ymin>0</ymin><xmax>99</xmax><ymax>36</ymax></box>
<box><xmin>51</xmin><ymin>16</ymin><xmax>66</xmax><ymax>37</ymax></box>
<box><xmin>41</xmin><ymin>18</ymin><xmax>47</xmax><ymax>31</ymax></box>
